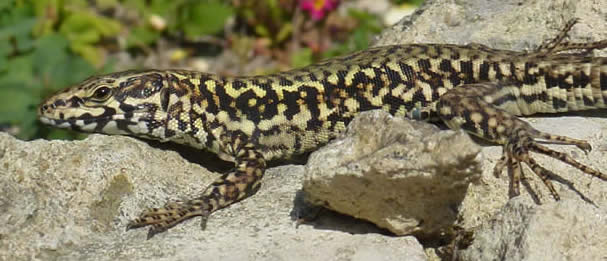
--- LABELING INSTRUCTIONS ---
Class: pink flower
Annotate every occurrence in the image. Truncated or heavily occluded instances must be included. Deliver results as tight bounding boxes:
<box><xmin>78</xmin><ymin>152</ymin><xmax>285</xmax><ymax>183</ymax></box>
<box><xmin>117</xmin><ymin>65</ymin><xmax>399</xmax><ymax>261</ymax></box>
<box><xmin>299</xmin><ymin>0</ymin><xmax>339</xmax><ymax>20</ymax></box>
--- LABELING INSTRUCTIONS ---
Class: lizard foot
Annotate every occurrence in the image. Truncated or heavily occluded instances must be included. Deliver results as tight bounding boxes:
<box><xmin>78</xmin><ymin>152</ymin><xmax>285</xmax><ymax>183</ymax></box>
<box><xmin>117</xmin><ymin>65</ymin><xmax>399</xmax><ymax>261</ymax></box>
<box><xmin>493</xmin><ymin>127</ymin><xmax>607</xmax><ymax>200</ymax></box>
<box><xmin>127</xmin><ymin>199</ymin><xmax>211</xmax><ymax>239</ymax></box>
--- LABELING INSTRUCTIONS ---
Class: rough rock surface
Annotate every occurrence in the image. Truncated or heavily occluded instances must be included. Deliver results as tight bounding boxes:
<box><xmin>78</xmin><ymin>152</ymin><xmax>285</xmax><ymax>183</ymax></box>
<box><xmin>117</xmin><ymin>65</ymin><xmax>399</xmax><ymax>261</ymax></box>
<box><xmin>303</xmin><ymin>111</ymin><xmax>482</xmax><ymax>236</ymax></box>
<box><xmin>0</xmin><ymin>133</ymin><xmax>426</xmax><ymax>260</ymax></box>
<box><xmin>459</xmin><ymin>197</ymin><xmax>607</xmax><ymax>261</ymax></box>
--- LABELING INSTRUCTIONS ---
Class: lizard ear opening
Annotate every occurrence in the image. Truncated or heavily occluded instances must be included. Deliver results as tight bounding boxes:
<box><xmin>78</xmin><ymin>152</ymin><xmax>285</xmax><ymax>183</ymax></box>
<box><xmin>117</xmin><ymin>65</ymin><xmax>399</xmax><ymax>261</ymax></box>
<box><xmin>160</xmin><ymin>88</ymin><xmax>170</xmax><ymax>112</ymax></box>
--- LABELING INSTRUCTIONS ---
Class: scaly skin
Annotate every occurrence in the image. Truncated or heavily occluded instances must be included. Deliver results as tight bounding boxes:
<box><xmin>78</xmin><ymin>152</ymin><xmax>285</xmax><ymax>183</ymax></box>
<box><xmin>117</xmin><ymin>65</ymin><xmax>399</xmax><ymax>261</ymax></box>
<box><xmin>39</xmin><ymin>19</ymin><xmax>607</xmax><ymax>238</ymax></box>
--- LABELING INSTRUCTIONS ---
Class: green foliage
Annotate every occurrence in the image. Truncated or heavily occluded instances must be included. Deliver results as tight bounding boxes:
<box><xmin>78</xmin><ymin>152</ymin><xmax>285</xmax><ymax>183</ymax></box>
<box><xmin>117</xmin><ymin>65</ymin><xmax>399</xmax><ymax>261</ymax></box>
<box><xmin>58</xmin><ymin>12</ymin><xmax>121</xmax><ymax>65</ymax></box>
<box><xmin>234</xmin><ymin>0</ymin><xmax>295</xmax><ymax>46</ymax></box>
<box><xmin>122</xmin><ymin>0</ymin><xmax>234</xmax><ymax>45</ymax></box>
<box><xmin>32</xmin><ymin>0</ymin><xmax>122</xmax><ymax>66</ymax></box>
<box><xmin>290</xmin><ymin>47</ymin><xmax>314</xmax><ymax>69</ymax></box>
<box><xmin>179</xmin><ymin>0</ymin><xmax>234</xmax><ymax>38</ymax></box>
<box><xmin>0</xmin><ymin>1</ymin><xmax>101</xmax><ymax>140</ymax></box>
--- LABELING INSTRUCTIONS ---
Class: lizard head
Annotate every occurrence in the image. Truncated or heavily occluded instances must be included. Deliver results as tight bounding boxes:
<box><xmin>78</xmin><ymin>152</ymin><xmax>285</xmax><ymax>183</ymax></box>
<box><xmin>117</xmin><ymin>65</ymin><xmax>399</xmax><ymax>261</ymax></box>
<box><xmin>38</xmin><ymin>70</ymin><xmax>170</xmax><ymax>137</ymax></box>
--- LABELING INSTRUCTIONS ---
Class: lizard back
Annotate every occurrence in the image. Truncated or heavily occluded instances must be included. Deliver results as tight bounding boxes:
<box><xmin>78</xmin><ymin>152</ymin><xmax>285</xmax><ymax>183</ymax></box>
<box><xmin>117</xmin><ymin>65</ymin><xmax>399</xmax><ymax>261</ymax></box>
<box><xmin>168</xmin><ymin>44</ymin><xmax>607</xmax><ymax>160</ymax></box>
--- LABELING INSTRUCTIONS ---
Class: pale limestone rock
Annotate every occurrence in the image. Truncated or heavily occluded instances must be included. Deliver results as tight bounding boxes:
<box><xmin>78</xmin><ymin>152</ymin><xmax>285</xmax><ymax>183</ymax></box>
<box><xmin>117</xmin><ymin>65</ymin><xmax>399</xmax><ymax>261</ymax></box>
<box><xmin>459</xmin><ymin>198</ymin><xmax>607</xmax><ymax>261</ymax></box>
<box><xmin>0</xmin><ymin>133</ymin><xmax>426</xmax><ymax>260</ymax></box>
<box><xmin>303</xmin><ymin>110</ymin><xmax>482</xmax><ymax>236</ymax></box>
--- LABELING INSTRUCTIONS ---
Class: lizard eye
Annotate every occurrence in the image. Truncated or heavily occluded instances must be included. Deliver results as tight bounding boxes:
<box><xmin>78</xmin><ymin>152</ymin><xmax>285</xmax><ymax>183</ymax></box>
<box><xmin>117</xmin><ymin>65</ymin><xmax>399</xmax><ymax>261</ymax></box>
<box><xmin>90</xmin><ymin>86</ymin><xmax>112</xmax><ymax>101</ymax></box>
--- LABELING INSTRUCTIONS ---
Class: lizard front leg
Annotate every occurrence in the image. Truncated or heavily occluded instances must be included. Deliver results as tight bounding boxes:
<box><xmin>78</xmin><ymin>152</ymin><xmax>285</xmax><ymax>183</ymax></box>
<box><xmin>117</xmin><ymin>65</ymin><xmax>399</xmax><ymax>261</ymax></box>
<box><xmin>436</xmin><ymin>82</ymin><xmax>607</xmax><ymax>200</ymax></box>
<box><xmin>127</xmin><ymin>135</ymin><xmax>266</xmax><ymax>238</ymax></box>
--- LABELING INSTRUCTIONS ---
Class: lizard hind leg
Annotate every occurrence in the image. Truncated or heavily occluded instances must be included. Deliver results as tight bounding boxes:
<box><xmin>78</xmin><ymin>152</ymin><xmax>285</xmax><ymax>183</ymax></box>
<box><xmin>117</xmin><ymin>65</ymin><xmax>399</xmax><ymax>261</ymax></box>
<box><xmin>437</xmin><ymin>82</ymin><xmax>607</xmax><ymax>201</ymax></box>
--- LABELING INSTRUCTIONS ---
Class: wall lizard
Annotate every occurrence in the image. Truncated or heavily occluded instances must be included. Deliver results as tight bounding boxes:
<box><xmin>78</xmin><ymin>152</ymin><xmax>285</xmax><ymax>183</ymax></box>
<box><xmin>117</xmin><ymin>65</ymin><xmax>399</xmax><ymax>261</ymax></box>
<box><xmin>38</xmin><ymin>20</ymin><xmax>607</xmax><ymax>238</ymax></box>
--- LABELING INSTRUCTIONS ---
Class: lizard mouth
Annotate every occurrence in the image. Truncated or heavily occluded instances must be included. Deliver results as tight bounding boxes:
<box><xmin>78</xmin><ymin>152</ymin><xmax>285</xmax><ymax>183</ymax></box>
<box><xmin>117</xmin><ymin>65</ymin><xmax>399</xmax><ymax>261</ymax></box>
<box><xmin>39</xmin><ymin>113</ymin><xmax>145</xmax><ymax>126</ymax></box>
<box><xmin>38</xmin><ymin>104</ymin><xmax>156</xmax><ymax>134</ymax></box>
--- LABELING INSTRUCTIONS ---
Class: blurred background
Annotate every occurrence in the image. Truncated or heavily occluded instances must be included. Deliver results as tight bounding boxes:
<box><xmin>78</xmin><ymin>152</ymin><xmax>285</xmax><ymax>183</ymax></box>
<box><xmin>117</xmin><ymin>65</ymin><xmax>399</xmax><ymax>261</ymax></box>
<box><xmin>0</xmin><ymin>0</ymin><xmax>422</xmax><ymax>140</ymax></box>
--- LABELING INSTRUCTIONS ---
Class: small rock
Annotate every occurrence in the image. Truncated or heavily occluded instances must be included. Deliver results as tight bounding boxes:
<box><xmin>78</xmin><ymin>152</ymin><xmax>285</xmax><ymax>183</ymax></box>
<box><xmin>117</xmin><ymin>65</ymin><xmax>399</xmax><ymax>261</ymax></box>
<box><xmin>303</xmin><ymin>110</ymin><xmax>482</xmax><ymax>236</ymax></box>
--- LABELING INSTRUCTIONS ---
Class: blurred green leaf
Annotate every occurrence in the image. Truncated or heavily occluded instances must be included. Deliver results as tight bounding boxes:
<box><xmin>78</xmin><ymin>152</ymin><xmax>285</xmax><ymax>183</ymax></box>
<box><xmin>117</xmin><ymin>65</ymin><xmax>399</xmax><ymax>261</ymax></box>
<box><xmin>351</xmin><ymin>28</ymin><xmax>369</xmax><ymax>50</ymax></box>
<box><xmin>254</xmin><ymin>24</ymin><xmax>270</xmax><ymax>37</ymax></box>
<box><xmin>13</xmin><ymin>110</ymin><xmax>39</xmax><ymax>140</ymax></box>
<box><xmin>95</xmin><ymin>17</ymin><xmax>122</xmax><ymax>37</ymax></box>
<box><xmin>0</xmin><ymin>17</ymin><xmax>36</xmax><ymax>38</ymax></box>
<box><xmin>1</xmin><ymin>53</ymin><xmax>35</xmax><ymax>88</ymax></box>
<box><xmin>0</xmin><ymin>56</ymin><xmax>6</xmax><ymax>73</ymax></box>
<box><xmin>180</xmin><ymin>0</ymin><xmax>233</xmax><ymax>38</ymax></box>
<box><xmin>122</xmin><ymin>0</ymin><xmax>146</xmax><ymax>13</ymax></box>
<box><xmin>60</xmin><ymin>13</ymin><xmax>98</xmax><ymax>42</ymax></box>
<box><xmin>44</xmin><ymin>128</ymin><xmax>87</xmax><ymax>140</ymax></box>
<box><xmin>15</xmin><ymin>32</ymin><xmax>35</xmax><ymax>51</ymax></box>
<box><xmin>126</xmin><ymin>26</ymin><xmax>160</xmax><ymax>47</ymax></box>
<box><xmin>30</xmin><ymin>33</ymin><xmax>95</xmax><ymax>95</ymax></box>
<box><xmin>0</xmin><ymin>41</ymin><xmax>10</xmax><ymax>56</ymax></box>
<box><xmin>32</xmin><ymin>34</ymin><xmax>69</xmax><ymax>70</ymax></box>
<box><xmin>149</xmin><ymin>0</ymin><xmax>185</xmax><ymax>21</ymax></box>
<box><xmin>59</xmin><ymin>11</ymin><xmax>120</xmax><ymax>65</ymax></box>
<box><xmin>71</xmin><ymin>42</ymin><xmax>100</xmax><ymax>66</ymax></box>
<box><xmin>275</xmin><ymin>23</ymin><xmax>292</xmax><ymax>43</ymax></box>
<box><xmin>96</xmin><ymin>0</ymin><xmax>120</xmax><ymax>9</ymax></box>
<box><xmin>266</xmin><ymin>0</ymin><xmax>283</xmax><ymax>24</ymax></box>
<box><xmin>290</xmin><ymin>47</ymin><xmax>313</xmax><ymax>68</ymax></box>
<box><xmin>0</xmin><ymin>87</ymin><xmax>36</xmax><ymax>122</ymax></box>
<box><xmin>0</xmin><ymin>15</ymin><xmax>36</xmax><ymax>52</ymax></box>
<box><xmin>0</xmin><ymin>41</ymin><xmax>10</xmax><ymax>72</ymax></box>
<box><xmin>0</xmin><ymin>79</ymin><xmax>39</xmax><ymax>139</ymax></box>
<box><xmin>31</xmin><ymin>0</ymin><xmax>61</xmax><ymax>36</ymax></box>
<box><xmin>32</xmin><ymin>34</ymin><xmax>69</xmax><ymax>89</ymax></box>
<box><xmin>0</xmin><ymin>0</ymin><xmax>14</xmax><ymax>10</ymax></box>
<box><xmin>0</xmin><ymin>2</ymin><xmax>34</xmax><ymax>29</ymax></box>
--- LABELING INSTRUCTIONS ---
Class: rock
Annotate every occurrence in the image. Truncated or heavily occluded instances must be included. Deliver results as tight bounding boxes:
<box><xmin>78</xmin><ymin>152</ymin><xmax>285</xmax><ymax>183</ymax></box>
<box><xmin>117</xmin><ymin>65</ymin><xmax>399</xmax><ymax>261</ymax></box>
<box><xmin>4</xmin><ymin>0</ymin><xmax>607</xmax><ymax>260</ymax></box>
<box><xmin>303</xmin><ymin>110</ymin><xmax>482</xmax><ymax>236</ymax></box>
<box><xmin>0</xmin><ymin>132</ymin><xmax>426</xmax><ymax>260</ymax></box>
<box><xmin>459</xmin><ymin>198</ymin><xmax>607</xmax><ymax>261</ymax></box>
